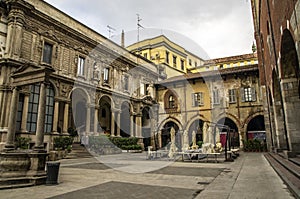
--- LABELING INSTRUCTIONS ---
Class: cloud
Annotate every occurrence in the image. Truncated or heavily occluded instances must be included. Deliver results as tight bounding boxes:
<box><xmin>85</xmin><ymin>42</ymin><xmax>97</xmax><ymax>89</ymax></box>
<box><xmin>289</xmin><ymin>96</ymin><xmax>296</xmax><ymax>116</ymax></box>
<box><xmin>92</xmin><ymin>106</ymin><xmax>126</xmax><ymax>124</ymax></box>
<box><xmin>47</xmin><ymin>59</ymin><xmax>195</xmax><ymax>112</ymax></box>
<box><xmin>44</xmin><ymin>0</ymin><xmax>254</xmax><ymax>59</ymax></box>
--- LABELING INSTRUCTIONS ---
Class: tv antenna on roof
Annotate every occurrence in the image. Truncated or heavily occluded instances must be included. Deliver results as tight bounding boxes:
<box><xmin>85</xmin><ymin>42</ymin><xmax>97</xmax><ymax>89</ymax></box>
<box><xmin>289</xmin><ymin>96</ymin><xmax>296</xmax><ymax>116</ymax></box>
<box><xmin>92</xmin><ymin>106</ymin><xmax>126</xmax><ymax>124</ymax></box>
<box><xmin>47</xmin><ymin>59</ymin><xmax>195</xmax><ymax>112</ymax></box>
<box><xmin>107</xmin><ymin>25</ymin><xmax>116</xmax><ymax>39</ymax></box>
<box><xmin>136</xmin><ymin>14</ymin><xmax>144</xmax><ymax>43</ymax></box>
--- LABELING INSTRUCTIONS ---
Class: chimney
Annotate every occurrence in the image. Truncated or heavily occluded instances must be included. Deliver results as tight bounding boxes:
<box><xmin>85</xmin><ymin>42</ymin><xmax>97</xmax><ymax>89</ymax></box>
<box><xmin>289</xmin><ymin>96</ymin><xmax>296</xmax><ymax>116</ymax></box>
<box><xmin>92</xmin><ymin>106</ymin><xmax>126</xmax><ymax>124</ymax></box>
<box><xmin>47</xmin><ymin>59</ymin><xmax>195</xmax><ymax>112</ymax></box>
<box><xmin>121</xmin><ymin>30</ymin><xmax>125</xmax><ymax>48</ymax></box>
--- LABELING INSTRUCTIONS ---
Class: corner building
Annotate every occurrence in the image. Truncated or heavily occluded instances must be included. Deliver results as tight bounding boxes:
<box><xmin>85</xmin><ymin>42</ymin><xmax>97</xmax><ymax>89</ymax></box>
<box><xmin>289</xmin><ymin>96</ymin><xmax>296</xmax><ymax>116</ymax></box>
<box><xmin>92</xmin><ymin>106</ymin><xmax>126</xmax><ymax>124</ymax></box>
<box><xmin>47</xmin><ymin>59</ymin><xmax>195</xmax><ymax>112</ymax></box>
<box><xmin>251</xmin><ymin>0</ymin><xmax>300</xmax><ymax>155</ymax></box>
<box><xmin>0</xmin><ymin>0</ymin><xmax>161</xmax><ymax>151</ymax></box>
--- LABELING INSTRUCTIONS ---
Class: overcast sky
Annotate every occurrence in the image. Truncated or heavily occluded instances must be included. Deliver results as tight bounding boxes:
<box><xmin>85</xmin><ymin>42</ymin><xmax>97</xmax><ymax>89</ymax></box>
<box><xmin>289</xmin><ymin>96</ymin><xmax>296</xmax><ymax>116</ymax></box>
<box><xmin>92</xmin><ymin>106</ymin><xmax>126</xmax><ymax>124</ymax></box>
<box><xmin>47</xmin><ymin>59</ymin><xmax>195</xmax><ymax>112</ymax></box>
<box><xmin>44</xmin><ymin>0</ymin><xmax>255</xmax><ymax>59</ymax></box>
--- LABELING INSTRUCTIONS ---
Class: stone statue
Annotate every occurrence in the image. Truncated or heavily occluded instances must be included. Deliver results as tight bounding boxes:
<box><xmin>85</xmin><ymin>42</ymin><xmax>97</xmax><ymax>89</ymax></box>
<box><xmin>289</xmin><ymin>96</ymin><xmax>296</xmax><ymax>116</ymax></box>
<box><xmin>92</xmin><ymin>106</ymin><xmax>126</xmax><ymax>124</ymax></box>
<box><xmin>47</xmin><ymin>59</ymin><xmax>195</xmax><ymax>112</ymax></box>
<box><xmin>182</xmin><ymin>130</ymin><xmax>189</xmax><ymax>151</ymax></box>
<box><xmin>203</xmin><ymin>122</ymin><xmax>209</xmax><ymax>144</ymax></box>
<box><xmin>147</xmin><ymin>84</ymin><xmax>154</xmax><ymax>98</ymax></box>
<box><xmin>168</xmin><ymin>127</ymin><xmax>177</xmax><ymax>159</ymax></box>
<box><xmin>191</xmin><ymin>130</ymin><xmax>198</xmax><ymax>149</ymax></box>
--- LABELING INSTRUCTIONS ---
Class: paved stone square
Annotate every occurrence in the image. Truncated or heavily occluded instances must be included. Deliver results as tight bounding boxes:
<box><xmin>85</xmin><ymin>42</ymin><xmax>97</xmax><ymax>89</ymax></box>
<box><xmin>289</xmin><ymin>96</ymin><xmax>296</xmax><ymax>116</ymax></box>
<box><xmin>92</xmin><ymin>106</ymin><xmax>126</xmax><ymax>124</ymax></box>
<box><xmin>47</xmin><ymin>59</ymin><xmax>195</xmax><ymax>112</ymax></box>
<box><xmin>0</xmin><ymin>152</ymin><xmax>295</xmax><ymax>199</ymax></box>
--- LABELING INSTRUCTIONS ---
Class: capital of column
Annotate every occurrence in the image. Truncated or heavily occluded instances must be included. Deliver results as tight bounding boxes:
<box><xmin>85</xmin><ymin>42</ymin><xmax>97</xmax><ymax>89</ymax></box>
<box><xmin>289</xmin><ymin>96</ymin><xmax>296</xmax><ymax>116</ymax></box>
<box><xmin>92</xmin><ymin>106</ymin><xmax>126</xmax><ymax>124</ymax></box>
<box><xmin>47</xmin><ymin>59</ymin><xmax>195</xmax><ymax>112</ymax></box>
<box><xmin>111</xmin><ymin>108</ymin><xmax>121</xmax><ymax>113</ymax></box>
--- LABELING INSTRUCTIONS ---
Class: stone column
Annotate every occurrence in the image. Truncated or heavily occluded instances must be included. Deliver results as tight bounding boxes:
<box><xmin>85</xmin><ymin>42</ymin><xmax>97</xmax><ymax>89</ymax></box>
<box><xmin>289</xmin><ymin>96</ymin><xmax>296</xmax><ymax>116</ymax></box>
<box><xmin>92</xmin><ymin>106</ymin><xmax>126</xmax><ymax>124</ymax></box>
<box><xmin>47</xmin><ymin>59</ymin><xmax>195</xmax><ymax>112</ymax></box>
<box><xmin>110</xmin><ymin>111</ymin><xmax>115</xmax><ymax>136</ymax></box>
<box><xmin>4</xmin><ymin>87</ymin><xmax>19</xmax><ymax>150</ymax></box>
<box><xmin>52</xmin><ymin>100</ymin><xmax>59</xmax><ymax>133</ymax></box>
<box><xmin>6</xmin><ymin>8</ymin><xmax>25</xmax><ymax>58</ymax></box>
<box><xmin>62</xmin><ymin>102</ymin><xmax>69</xmax><ymax>134</ymax></box>
<box><xmin>130</xmin><ymin>114</ymin><xmax>134</xmax><ymax>137</ymax></box>
<box><xmin>136</xmin><ymin>114</ymin><xmax>142</xmax><ymax>138</ymax></box>
<box><xmin>34</xmin><ymin>82</ymin><xmax>47</xmax><ymax>151</ymax></box>
<box><xmin>94</xmin><ymin>107</ymin><xmax>99</xmax><ymax>135</ymax></box>
<box><xmin>158</xmin><ymin>130</ymin><xmax>162</xmax><ymax>149</ymax></box>
<box><xmin>116</xmin><ymin>110</ymin><xmax>121</xmax><ymax>137</ymax></box>
<box><xmin>20</xmin><ymin>93</ymin><xmax>29</xmax><ymax>133</ymax></box>
<box><xmin>85</xmin><ymin>104</ymin><xmax>91</xmax><ymax>135</ymax></box>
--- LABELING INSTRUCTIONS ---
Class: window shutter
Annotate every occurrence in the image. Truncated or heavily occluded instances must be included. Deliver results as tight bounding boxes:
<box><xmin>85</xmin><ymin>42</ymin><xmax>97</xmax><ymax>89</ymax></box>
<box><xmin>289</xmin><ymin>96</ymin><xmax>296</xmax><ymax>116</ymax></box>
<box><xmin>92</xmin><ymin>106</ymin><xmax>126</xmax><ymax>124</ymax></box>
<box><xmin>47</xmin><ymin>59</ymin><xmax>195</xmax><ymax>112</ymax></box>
<box><xmin>240</xmin><ymin>88</ymin><xmax>245</xmax><ymax>102</ymax></box>
<box><xmin>251</xmin><ymin>87</ymin><xmax>256</xmax><ymax>102</ymax></box>
<box><xmin>192</xmin><ymin>93</ymin><xmax>195</xmax><ymax>106</ymax></box>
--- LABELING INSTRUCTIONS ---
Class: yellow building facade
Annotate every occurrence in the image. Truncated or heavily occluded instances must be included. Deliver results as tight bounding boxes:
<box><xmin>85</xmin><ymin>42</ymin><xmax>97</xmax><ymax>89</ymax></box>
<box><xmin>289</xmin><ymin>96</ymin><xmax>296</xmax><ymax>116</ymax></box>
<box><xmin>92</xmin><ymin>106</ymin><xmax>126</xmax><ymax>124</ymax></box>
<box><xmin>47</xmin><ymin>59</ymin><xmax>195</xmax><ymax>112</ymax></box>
<box><xmin>127</xmin><ymin>35</ymin><xmax>204</xmax><ymax>78</ymax></box>
<box><xmin>153</xmin><ymin>53</ymin><xmax>265</xmax><ymax>151</ymax></box>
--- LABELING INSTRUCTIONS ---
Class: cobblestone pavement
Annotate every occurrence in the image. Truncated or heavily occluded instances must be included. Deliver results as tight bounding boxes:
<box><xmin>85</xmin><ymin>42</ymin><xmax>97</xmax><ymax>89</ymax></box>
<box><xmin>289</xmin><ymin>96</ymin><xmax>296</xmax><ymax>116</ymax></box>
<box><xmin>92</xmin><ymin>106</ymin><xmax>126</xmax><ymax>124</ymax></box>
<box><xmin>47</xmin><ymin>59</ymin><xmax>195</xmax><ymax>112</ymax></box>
<box><xmin>0</xmin><ymin>152</ymin><xmax>295</xmax><ymax>199</ymax></box>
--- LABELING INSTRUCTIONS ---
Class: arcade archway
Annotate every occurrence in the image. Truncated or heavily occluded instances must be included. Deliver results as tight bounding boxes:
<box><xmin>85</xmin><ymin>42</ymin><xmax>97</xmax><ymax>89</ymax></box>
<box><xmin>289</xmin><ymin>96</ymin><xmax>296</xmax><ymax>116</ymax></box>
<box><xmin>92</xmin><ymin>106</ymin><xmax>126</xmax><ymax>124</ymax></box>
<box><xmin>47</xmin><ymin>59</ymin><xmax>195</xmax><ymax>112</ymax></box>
<box><xmin>120</xmin><ymin>102</ymin><xmax>131</xmax><ymax>137</ymax></box>
<box><xmin>217</xmin><ymin>117</ymin><xmax>239</xmax><ymax>147</ymax></box>
<box><xmin>161</xmin><ymin>121</ymin><xmax>181</xmax><ymax>150</ymax></box>
<box><xmin>188</xmin><ymin>119</ymin><xmax>204</xmax><ymax>145</ymax></box>
<box><xmin>246</xmin><ymin>115</ymin><xmax>266</xmax><ymax>141</ymax></box>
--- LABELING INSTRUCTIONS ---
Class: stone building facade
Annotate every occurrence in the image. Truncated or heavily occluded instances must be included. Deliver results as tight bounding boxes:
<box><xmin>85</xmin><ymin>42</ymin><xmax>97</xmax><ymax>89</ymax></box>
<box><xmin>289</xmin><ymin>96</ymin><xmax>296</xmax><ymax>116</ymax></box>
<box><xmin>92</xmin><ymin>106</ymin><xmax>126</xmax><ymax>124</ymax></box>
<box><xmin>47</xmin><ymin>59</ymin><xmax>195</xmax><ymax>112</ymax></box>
<box><xmin>0</xmin><ymin>0</ymin><xmax>161</xmax><ymax>152</ymax></box>
<box><xmin>153</xmin><ymin>53</ymin><xmax>265</xmax><ymax>150</ymax></box>
<box><xmin>251</xmin><ymin>0</ymin><xmax>300</xmax><ymax>155</ymax></box>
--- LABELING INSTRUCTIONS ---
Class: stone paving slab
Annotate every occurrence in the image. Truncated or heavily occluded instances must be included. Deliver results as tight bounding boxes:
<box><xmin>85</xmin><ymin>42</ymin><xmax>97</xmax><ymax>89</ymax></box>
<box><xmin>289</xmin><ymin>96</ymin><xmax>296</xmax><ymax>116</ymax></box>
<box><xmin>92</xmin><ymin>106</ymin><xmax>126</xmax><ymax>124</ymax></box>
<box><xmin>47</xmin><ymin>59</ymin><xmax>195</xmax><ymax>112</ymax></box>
<box><xmin>148</xmin><ymin>166</ymin><xmax>224</xmax><ymax>177</ymax></box>
<box><xmin>63</xmin><ymin>162</ymin><xmax>129</xmax><ymax>170</ymax></box>
<box><xmin>46</xmin><ymin>181</ymin><xmax>200</xmax><ymax>199</ymax></box>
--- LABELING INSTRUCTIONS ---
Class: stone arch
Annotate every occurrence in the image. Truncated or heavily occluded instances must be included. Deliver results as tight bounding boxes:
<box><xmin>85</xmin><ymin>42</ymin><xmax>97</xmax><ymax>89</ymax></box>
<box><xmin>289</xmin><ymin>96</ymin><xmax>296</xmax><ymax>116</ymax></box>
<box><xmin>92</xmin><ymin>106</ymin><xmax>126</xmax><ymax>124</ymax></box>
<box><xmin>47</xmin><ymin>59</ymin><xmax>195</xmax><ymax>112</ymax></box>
<box><xmin>158</xmin><ymin>117</ymin><xmax>183</xmax><ymax>132</ymax></box>
<box><xmin>215</xmin><ymin>113</ymin><xmax>241</xmax><ymax>128</ymax></box>
<box><xmin>48</xmin><ymin>80</ymin><xmax>59</xmax><ymax>97</ymax></box>
<box><xmin>245</xmin><ymin>114</ymin><xmax>265</xmax><ymax>141</ymax></box>
<box><xmin>280</xmin><ymin>29</ymin><xmax>299</xmax><ymax>81</ymax></box>
<box><xmin>98</xmin><ymin>95</ymin><xmax>113</xmax><ymax>133</ymax></box>
<box><xmin>163</xmin><ymin>89</ymin><xmax>180</xmax><ymax>110</ymax></box>
<box><xmin>98</xmin><ymin>94</ymin><xmax>116</xmax><ymax>110</ymax></box>
<box><xmin>185</xmin><ymin>114</ymin><xmax>209</xmax><ymax>130</ymax></box>
<box><xmin>216</xmin><ymin>117</ymin><xmax>239</xmax><ymax>148</ymax></box>
<box><xmin>68</xmin><ymin>87</ymin><xmax>91</xmax><ymax>104</ymax></box>
<box><xmin>243</xmin><ymin>111</ymin><xmax>265</xmax><ymax>133</ymax></box>
<box><xmin>278</xmin><ymin>28</ymin><xmax>300</xmax><ymax>152</ymax></box>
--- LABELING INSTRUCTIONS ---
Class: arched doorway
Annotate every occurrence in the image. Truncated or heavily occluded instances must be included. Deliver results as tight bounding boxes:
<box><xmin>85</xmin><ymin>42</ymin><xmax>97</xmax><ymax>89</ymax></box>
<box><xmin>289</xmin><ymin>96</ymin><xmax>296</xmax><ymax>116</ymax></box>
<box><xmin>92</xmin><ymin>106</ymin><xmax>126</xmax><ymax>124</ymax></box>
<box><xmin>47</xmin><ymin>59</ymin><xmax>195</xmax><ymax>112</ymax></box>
<box><xmin>161</xmin><ymin>121</ymin><xmax>181</xmax><ymax>150</ymax></box>
<box><xmin>246</xmin><ymin>115</ymin><xmax>266</xmax><ymax>141</ymax></box>
<box><xmin>217</xmin><ymin>117</ymin><xmax>239</xmax><ymax>148</ymax></box>
<box><xmin>279</xmin><ymin>29</ymin><xmax>300</xmax><ymax>152</ymax></box>
<box><xmin>120</xmin><ymin>102</ymin><xmax>130</xmax><ymax>137</ymax></box>
<box><xmin>188</xmin><ymin>119</ymin><xmax>204</xmax><ymax>145</ymax></box>
<box><xmin>98</xmin><ymin>96</ymin><xmax>112</xmax><ymax>134</ymax></box>
<box><xmin>142</xmin><ymin>107</ymin><xmax>151</xmax><ymax>150</ymax></box>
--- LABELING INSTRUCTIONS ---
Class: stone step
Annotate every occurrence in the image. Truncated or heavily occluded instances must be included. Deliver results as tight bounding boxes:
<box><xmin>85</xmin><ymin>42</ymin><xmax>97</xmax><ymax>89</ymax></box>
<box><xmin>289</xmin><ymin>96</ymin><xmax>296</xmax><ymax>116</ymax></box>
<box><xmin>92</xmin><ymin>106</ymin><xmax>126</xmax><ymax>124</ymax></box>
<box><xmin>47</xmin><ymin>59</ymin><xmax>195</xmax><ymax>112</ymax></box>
<box><xmin>289</xmin><ymin>157</ymin><xmax>300</xmax><ymax>167</ymax></box>
<box><xmin>65</xmin><ymin>144</ymin><xmax>92</xmax><ymax>159</ymax></box>
<box><xmin>0</xmin><ymin>177</ymin><xmax>36</xmax><ymax>190</ymax></box>
<box><xmin>269</xmin><ymin>152</ymin><xmax>300</xmax><ymax>179</ymax></box>
<box><xmin>264</xmin><ymin>153</ymin><xmax>300</xmax><ymax>199</ymax></box>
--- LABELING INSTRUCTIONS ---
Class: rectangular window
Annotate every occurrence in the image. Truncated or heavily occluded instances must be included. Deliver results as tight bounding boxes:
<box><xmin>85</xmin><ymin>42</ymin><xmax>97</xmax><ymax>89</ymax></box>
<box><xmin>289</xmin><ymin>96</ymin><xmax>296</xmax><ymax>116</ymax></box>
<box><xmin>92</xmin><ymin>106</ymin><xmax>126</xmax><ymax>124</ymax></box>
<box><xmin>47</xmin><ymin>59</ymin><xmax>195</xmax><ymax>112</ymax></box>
<box><xmin>228</xmin><ymin>89</ymin><xmax>236</xmax><ymax>103</ymax></box>
<box><xmin>213</xmin><ymin>89</ymin><xmax>220</xmax><ymax>104</ymax></box>
<box><xmin>103</xmin><ymin>68</ymin><xmax>109</xmax><ymax>83</ymax></box>
<box><xmin>16</xmin><ymin>94</ymin><xmax>24</xmax><ymax>131</ymax></box>
<box><xmin>173</xmin><ymin>55</ymin><xmax>177</xmax><ymax>67</ymax></box>
<box><xmin>124</xmin><ymin>75</ymin><xmax>129</xmax><ymax>91</ymax></box>
<box><xmin>27</xmin><ymin>84</ymin><xmax>40</xmax><ymax>132</ymax></box>
<box><xmin>143</xmin><ymin>53</ymin><xmax>147</xmax><ymax>59</ymax></box>
<box><xmin>44</xmin><ymin>86</ymin><xmax>55</xmax><ymax>133</ymax></box>
<box><xmin>42</xmin><ymin>42</ymin><xmax>53</xmax><ymax>64</ymax></box>
<box><xmin>180</xmin><ymin>59</ymin><xmax>184</xmax><ymax>70</ymax></box>
<box><xmin>192</xmin><ymin>92</ymin><xmax>204</xmax><ymax>106</ymax></box>
<box><xmin>166</xmin><ymin>51</ymin><xmax>169</xmax><ymax>64</ymax></box>
<box><xmin>241</xmin><ymin>87</ymin><xmax>257</xmax><ymax>102</ymax></box>
<box><xmin>194</xmin><ymin>61</ymin><xmax>197</xmax><ymax>67</ymax></box>
<box><xmin>189</xmin><ymin>59</ymin><xmax>192</xmax><ymax>66</ymax></box>
<box><xmin>77</xmin><ymin>56</ymin><xmax>85</xmax><ymax>76</ymax></box>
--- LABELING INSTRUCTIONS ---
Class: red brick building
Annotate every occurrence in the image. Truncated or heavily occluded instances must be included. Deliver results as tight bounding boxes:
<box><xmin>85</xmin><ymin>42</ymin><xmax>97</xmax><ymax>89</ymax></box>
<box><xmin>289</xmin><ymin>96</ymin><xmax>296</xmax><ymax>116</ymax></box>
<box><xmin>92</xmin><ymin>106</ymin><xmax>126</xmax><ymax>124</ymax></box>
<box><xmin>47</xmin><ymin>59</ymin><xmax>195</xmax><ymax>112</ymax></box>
<box><xmin>251</xmin><ymin>0</ymin><xmax>300</xmax><ymax>155</ymax></box>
